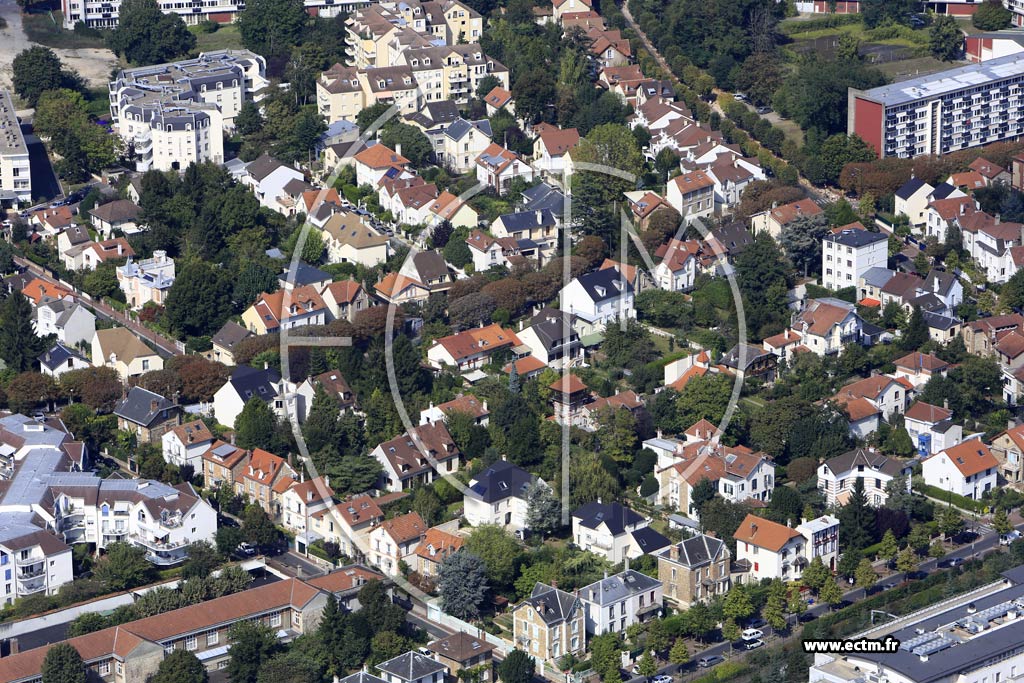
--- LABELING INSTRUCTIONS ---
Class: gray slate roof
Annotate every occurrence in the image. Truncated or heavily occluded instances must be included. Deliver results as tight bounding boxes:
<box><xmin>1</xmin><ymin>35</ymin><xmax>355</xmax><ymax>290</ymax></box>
<box><xmin>573</xmin><ymin>501</ymin><xmax>643</xmax><ymax>535</ymax></box>
<box><xmin>580</xmin><ymin>569</ymin><xmax>662</xmax><ymax>606</ymax></box>
<box><xmin>227</xmin><ymin>365</ymin><xmax>281</xmax><ymax>402</ymax></box>
<box><xmin>376</xmin><ymin>652</ymin><xmax>447</xmax><ymax>682</ymax></box>
<box><xmin>572</xmin><ymin>268</ymin><xmax>634</xmax><ymax>304</ymax></box>
<box><xmin>660</xmin><ymin>533</ymin><xmax>726</xmax><ymax>568</ymax></box>
<box><xmin>113</xmin><ymin>387</ymin><xmax>177</xmax><ymax>428</ymax></box>
<box><xmin>524</xmin><ymin>583</ymin><xmax>580</xmax><ymax>625</ymax></box>
<box><xmin>38</xmin><ymin>343</ymin><xmax>87</xmax><ymax>372</ymax></box>
<box><xmin>895</xmin><ymin>177</ymin><xmax>928</xmax><ymax>200</ymax></box>
<box><xmin>469</xmin><ymin>460</ymin><xmax>535</xmax><ymax>503</ymax></box>
<box><xmin>527</xmin><ymin>307</ymin><xmax>577</xmax><ymax>352</ymax></box>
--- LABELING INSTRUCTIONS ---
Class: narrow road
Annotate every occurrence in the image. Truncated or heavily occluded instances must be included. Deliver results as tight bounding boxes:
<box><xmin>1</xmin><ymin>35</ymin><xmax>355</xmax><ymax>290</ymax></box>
<box><xmin>13</xmin><ymin>254</ymin><xmax>182</xmax><ymax>357</ymax></box>
<box><xmin>618</xmin><ymin>0</ymin><xmax>828</xmax><ymax>204</ymax></box>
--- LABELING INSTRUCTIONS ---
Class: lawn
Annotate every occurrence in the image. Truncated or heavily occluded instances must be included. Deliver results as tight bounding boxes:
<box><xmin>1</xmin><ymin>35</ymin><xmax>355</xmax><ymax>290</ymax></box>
<box><xmin>191</xmin><ymin>23</ymin><xmax>244</xmax><ymax>52</ymax></box>
<box><xmin>875</xmin><ymin>56</ymin><xmax>961</xmax><ymax>82</ymax></box>
<box><xmin>22</xmin><ymin>10</ymin><xmax>108</xmax><ymax>49</ymax></box>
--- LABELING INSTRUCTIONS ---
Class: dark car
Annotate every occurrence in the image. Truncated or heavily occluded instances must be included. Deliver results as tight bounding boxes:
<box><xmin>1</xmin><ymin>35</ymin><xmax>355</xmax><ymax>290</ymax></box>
<box><xmin>952</xmin><ymin>531</ymin><xmax>979</xmax><ymax>545</ymax></box>
<box><xmin>746</xmin><ymin>617</ymin><xmax>767</xmax><ymax>630</ymax></box>
<box><xmin>798</xmin><ymin>612</ymin><xmax>816</xmax><ymax>623</ymax></box>
<box><xmin>756</xmin><ymin>106</ymin><xmax>772</xmax><ymax>115</ymax></box>
<box><xmin>697</xmin><ymin>656</ymin><xmax>724</xmax><ymax>669</ymax></box>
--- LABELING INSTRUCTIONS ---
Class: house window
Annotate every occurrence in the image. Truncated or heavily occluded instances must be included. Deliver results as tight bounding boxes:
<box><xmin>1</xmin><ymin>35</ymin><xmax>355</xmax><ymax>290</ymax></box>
<box><xmin>270</xmin><ymin>612</ymin><xmax>282</xmax><ymax>627</ymax></box>
<box><xmin>99</xmin><ymin>661</ymin><xmax>111</xmax><ymax>675</ymax></box>
<box><xmin>207</xmin><ymin>631</ymin><xmax>219</xmax><ymax>646</ymax></box>
<box><xmin>185</xmin><ymin>635</ymin><xmax>197</xmax><ymax>651</ymax></box>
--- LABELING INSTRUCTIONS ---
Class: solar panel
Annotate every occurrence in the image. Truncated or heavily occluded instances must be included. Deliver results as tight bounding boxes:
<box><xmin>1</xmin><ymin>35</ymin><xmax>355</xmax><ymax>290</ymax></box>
<box><xmin>913</xmin><ymin>635</ymin><xmax>958</xmax><ymax>657</ymax></box>
<box><xmin>213</xmin><ymin>443</ymin><xmax>236</xmax><ymax>457</ymax></box>
<box><xmin>900</xmin><ymin>631</ymin><xmax>941</xmax><ymax>652</ymax></box>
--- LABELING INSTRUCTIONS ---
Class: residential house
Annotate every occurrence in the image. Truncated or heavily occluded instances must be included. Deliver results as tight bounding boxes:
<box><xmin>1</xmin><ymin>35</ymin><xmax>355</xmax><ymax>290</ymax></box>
<box><xmin>117</xmin><ymin>251</ymin><xmax>175</xmax><ymax>310</ymax></box>
<box><xmin>322</xmin><ymin>279</ymin><xmax>372</xmax><ymax>323</ymax></box>
<box><xmin>317</xmin><ymin>63</ymin><xmax>365</xmax><ymax>124</ymax></box>
<box><xmin>235</xmin><ymin>448</ymin><xmax>296</xmax><ymax>517</ymax></box>
<box><xmin>515</xmin><ymin>308</ymin><xmax>583</xmax><ymax>369</ymax></box>
<box><xmin>91</xmin><ymin>328</ymin><xmax>163</xmax><ymax>380</ymax></box>
<box><xmin>532</xmin><ymin>124</ymin><xmax>580</xmax><ymax>175</ymax></box>
<box><xmin>414</xmin><ymin>527</ymin><xmax>463</xmax><ymax>578</ymax></box>
<box><xmin>281</xmin><ymin>477</ymin><xmax>334</xmax><ymax>552</ymax></box>
<box><xmin>331</xmin><ymin>494</ymin><xmax>385</xmax><ymax>559</ymax></box>
<box><xmin>750</xmin><ymin>198</ymin><xmax>823</xmax><ymax>240</ymax></box>
<box><xmin>578</xmin><ymin>390</ymin><xmax>646</xmax><ymax>433</ymax></box>
<box><xmin>792</xmin><ymin>297</ymin><xmax>866</xmax><ymax>356</ymax></box>
<box><xmin>512</xmin><ymin>583</ymin><xmax>585</xmax><ymax>663</ymax></box>
<box><xmin>761</xmin><ymin>328</ymin><xmax>807</xmax><ymax>365</ymax></box>
<box><xmin>733</xmin><ymin>514</ymin><xmax>841</xmax><ymax>582</ymax></box>
<box><xmin>436</xmin><ymin>118</ymin><xmax>492</xmax><ymax>173</ymax></box>
<box><xmin>21</xmin><ymin>278</ymin><xmax>73</xmax><ymax>308</ymax></box>
<box><xmin>384</xmin><ymin>181</ymin><xmax>440</xmax><ymax>226</ymax></box>
<box><xmin>161</xmin><ymin>420</ymin><xmax>215</xmax><ymax>470</ymax></box>
<box><xmin>665</xmin><ymin>170</ymin><xmax>715</xmax><ymax>220</ymax></box>
<box><xmin>599</xmin><ymin>258</ymin><xmax>649</xmax><ymax>294</ymax></box>
<box><xmin>374</xmin><ymin>272</ymin><xmax>432</xmax><ymax>305</ymax></box>
<box><xmin>586</xmin><ymin>27</ymin><xmax>632</xmax><ymax>69</ymax></box>
<box><xmin>206</xmin><ymin>321</ymin><xmax>251</xmax><ymax>366</ymax></box>
<box><xmin>559</xmin><ymin>268</ymin><xmax>635</xmax><ymax>332</ymax></box>
<box><xmin>55</xmin><ymin>224</ymin><xmax>90</xmax><ymax>259</ymax></box>
<box><xmin>491</xmin><ymin>209</ymin><xmax>560</xmax><ymax>262</ymax></box>
<box><xmin>579</xmin><ymin>569</ymin><xmax>662</xmax><ymax>636</ymax></box>
<box><xmin>962</xmin><ymin>313</ymin><xmax>1024</xmax><ymax>357</ymax></box>
<box><xmin>718</xmin><ymin>343</ymin><xmax>778</xmax><ymax>384</ymax></box>
<box><xmin>323</xmin><ymin>212</ymin><xmax>391</xmax><ymax>267</ymax></box>
<box><xmin>399</xmin><ymin>250</ymin><xmax>452</xmax><ymax>293</ymax></box>
<box><xmin>62</xmin><ymin>238</ymin><xmax>135</xmax><ymax>271</ymax></box>
<box><xmin>990</xmin><ymin>424</ymin><xmax>1024</xmax><ymax>484</ymax></box>
<box><xmin>369</xmin><ymin>512</ymin><xmax>427</xmax><ymax>576</ymax></box>
<box><xmin>35</xmin><ymin>299</ymin><xmax>95</xmax><ymax>348</ymax></box>
<box><xmin>464</xmin><ymin>460</ymin><xmax>540</xmax><ymax>534</ymax></box>
<box><xmin>353</xmin><ymin>144</ymin><xmax>412</xmax><ymax>188</ymax></box>
<box><xmin>904</xmin><ymin>401</ymin><xmax>962</xmax><ymax>456</ymax></box>
<box><xmin>822</xmin><ymin>227</ymin><xmax>888</xmax><ymax>291</ymax></box>
<box><xmin>114</xmin><ymin>387</ymin><xmax>181</xmax><ymax>445</ymax></box>
<box><xmin>969</xmin><ymin>157</ymin><xmax>1010</xmax><ymax>184</ymax></box>
<box><xmin>623</xmin><ymin>190</ymin><xmax>672</xmax><ymax>231</ymax></box>
<box><xmin>653</xmin><ymin>238</ymin><xmax>699</xmax><ymax>291</ymax></box>
<box><xmin>816</xmin><ymin>447</ymin><xmax>913</xmax><ymax>507</ymax></box>
<box><xmin>212</xmin><ymin>364</ymin><xmax>301</xmax><ymax>429</ymax></box>
<box><xmin>241</xmin><ymin>285</ymin><xmax>328</xmax><ymax>335</ymax></box>
<box><xmin>377</xmin><ymin>651</ymin><xmax>448</xmax><ymax>683</ymax></box>
<box><xmin>552</xmin><ymin>0</ymin><xmax>593</xmax><ymax>21</ymax></box>
<box><xmin>475</xmin><ymin>143</ymin><xmax>534</xmax><ymax>193</ymax></box>
<box><xmin>426</xmin><ymin>324</ymin><xmax>522</xmax><ymax>372</ymax></box>
<box><xmin>427</xmin><ymin>191</ymin><xmax>478</xmax><ymax>229</ymax></box>
<box><xmin>295</xmin><ymin>369</ymin><xmax>359</xmax><ymax>416</ymax></box>
<box><xmin>372</xmin><ymin>423</ymin><xmax>461</xmax><ymax>492</ymax></box>
<box><xmin>420</xmin><ymin>394</ymin><xmax>489</xmax><ymax>426</ymax></box>
<box><xmin>428</xmin><ymin>632</ymin><xmax>496</xmax><ymax>682</ymax></box>
<box><xmin>89</xmin><ymin>200</ymin><xmax>142</xmax><ymax>237</ymax></box>
<box><xmin>202</xmin><ymin>441</ymin><xmax>250</xmax><ymax>490</ymax></box>
<box><xmin>858</xmin><ymin>266</ymin><xmax>896</xmax><ymax>304</ymax></box>
<box><xmin>894</xmin><ymin>177</ymin><xmax>936</xmax><ymax>228</ymax></box>
<box><xmin>279</xmin><ymin>262</ymin><xmax>334</xmax><ymax>292</ymax></box>
<box><xmin>831</xmin><ymin>374</ymin><xmax>910</xmax><ymax>438</ymax></box>
<box><xmin>38</xmin><ymin>342</ymin><xmax>91</xmax><ymax>378</ymax></box>
<box><xmin>894</xmin><ymin>351</ymin><xmax>949</xmax><ymax>388</ymax></box>
<box><xmin>922</xmin><ymin>439</ymin><xmax>998</xmax><ymax>500</ymax></box>
<box><xmin>571</xmin><ymin>502</ymin><xmax>669</xmax><ymax>563</ymax></box>
<box><xmin>483</xmin><ymin>86</ymin><xmax>514</xmax><ymax>117</ymax></box>
<box><xmin>656</xmin><ymin>534</ymin><xmax>730</xmax><ymax>608</ymax></box>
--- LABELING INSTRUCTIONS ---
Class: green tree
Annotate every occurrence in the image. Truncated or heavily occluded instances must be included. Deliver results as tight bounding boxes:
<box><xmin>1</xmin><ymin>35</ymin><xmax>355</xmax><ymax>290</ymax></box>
<box><xmin>736</xmin><ymin>232</ymin><xmax>791</xmax><ymax>338</ymax></box>
<box><xmin>838</xmin><ymin>478</ymin><xmax>875</xmax><ymax>552</ymax></box>
<box><xmin>597</xmin><ymin>407</ymin><xmax>638</xmax><ymax>464</ymax></box>
<box><xmin>669</xmin><ymin>639</ymin><xmax>689</xmax><ymax>665</ymax></box>
<box><xmin>896</xmin><ymin>546</ymin><xmax>918</xmax><ymax>574</ymax></box>
<box><xmin>356</xmin><ymin>103</ymin><xmax>393</xmax><ymax>132</ymax></box>
<box><xmin>884</xmin><ymin>415</ymin><xmax>915</xmax><ymax>456</ymax></box>
<box><xmin>151</xmin><ymin>650</ymin><xmax>208</xmax><ymax>683</ymax></box>
<box><xmin>721</xmin><ymin>618</ymin><xmax>741</xmax><ymax>642</ymax></box>
<box><xmin>723</xmin><ymin>583</ymin><xmax>753</xmax><ymax>622</ymax></box>
<box><xmin>381</xmin><ymin>123</ymin><xmax>433</xmax><ymax>167</ymax></box>
<box><xmin>94</xmin><ymin>542</ymin><xmax>152</xmax><ymax>591</ymax></box>
<box><xmin>34</xmin><ymin>89</ymin><xmax>121</xmax><ymax>181</ymax></box>
<box><xmin>973</xmin><ymin>0</ymin><xmax>1012</xmax><ymax>30</ymax></box>
<box><xmin>444</xmin><ymin>238</ymin><xmax>473</xmax><ymax>269</ymax></box>
<box><xmin>994</xmin><ymin>507</ymin><xmax>1012</xmax><ymax>536</ymax></box>
<box><xmin>878</xmin><ymin>529</ymin><xmax>899</xmax><ymax>562</ymax></box>
<box><xmin>1001</xmin><ymin>268</ymin><xmax>1024</xmax><ymax>311</ymax></box>
<box><xmin>939</xmin><ymin>506</ymin><xmax>964</xmax><ymax>540</ymax></box>
<box><xmin>676</xmin><ymin>374</ymin><xmax>733</xmax><ymax>428</ymax></box>
<box><xmin>107</xmin><ymin>0</ymin><xmax>196</xmax><ymax>65</ymax></box>
<box><xmin>819</xmin><ymin>576</ymin><xmax>843</xmax><ymax>608</ymax></box>
<box><xmin>0</xmin><ymin>290</ymin><xmax>48</xmax><ymax>372</ymax></box>
<box><xmin>901</xmin><ymin>305</ymin><xmax>929</xmax><ymax>352</ymax></box>
<box><xmin>165</xmin><ymin>261</ymin><xmax>232</xmax><ymax>337</ymax></box>
<box><xmin>41</xmin><ymin>643</ymin><xmax>86</xmax><ymax>683</ymax></box>
<box><xmin>12</xmin><ymin>47</ymin><xmax>70</xmax><ymax>107</ymax></box>
<box><xmin>358</xmin><ymin>580</ymin><xmax>406</xmax><ymax>635</ymax></box>
<box><xmin>524</xmin><ymin>481</ymin><xmax>561</xmax><ymax>537</ymax></box>
<box><xmin>234</xmin><ymin>397</ymin><xmax>277</xmax><ymax>450</ymax></box>
<box><xmin>238</xmin><ymin>0</ymin><xmax>308</xmax><ymax>56</ymax></box>
<box><xmin>854</xmin><ymin>558</ymin><xmax>877</xmax><ymax>589</ymax></box>
<box><xmin>802</xmin><ymin>556</ymin><xmax>829</xmax><ymax>592</ymax></box>
<box><xmin>464</xmin><ymin>525</ymin><xmax>522</xmax><ymax>588</ymax></box>
<box><xmin>763</xmin><ymin>579</ymin><xmax>787</xmax><ymax>631</ymax></box>
<box><xmin>780</xmin><ymin>213</ymin><xmax>830</xmax><ymax>276</ymax></box>
<box><xmin>255</xmin><ymin>650</ymin><xmax>323</xmax><ymax>683</ymax></box>
<box><xmin>637</xmin><ymin>651</ymin><xmax>657</xmax><ymax>678</ymax></box>
<box><xmin>182</xmin><ymin>541</ymin><xmax>220</xmax><ymax>580</ymax></box>
<box><xmin>226</xmin><ymin>620</ymin><xmax>277</xmax><ymax>683</ymax></box>
<box><xmin>242</xmin><ymin>503</ymin><xmax>282</xmax><ymax>549</ymax></box>
<box><xmin>930</xmin><ymin>15</ymin><xmax>964</xmax><ymax>61</ymax></box>
<box><xmin>499</xmin><ymin>649</ymin><xmax>535</xmax><ymax>683</ymax></box>
<box><xmin>568</xmin><ymin>450</ymin><xmax>621</xmax><ymax>507</ymax></box>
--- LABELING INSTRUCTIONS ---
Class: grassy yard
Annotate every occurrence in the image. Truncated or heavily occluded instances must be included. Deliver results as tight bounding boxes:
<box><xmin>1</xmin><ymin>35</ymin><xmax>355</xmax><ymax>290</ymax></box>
<box><xmin>22</xmin><ymin>10</ymin><xmax>108</xmax><ymax>49</ymax></box>
<box><xmin>875</xmin><ymin>55</ymin><xmax>961</xmax><ymax>82</ymax></box>
<box><xmin>190</xmin><ymin>23</ymin><xmax>244</xmax><ymax>52</ymax></box>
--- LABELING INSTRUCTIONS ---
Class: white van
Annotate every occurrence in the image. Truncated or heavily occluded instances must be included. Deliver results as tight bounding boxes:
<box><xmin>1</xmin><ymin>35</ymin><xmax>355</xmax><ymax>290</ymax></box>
<box><xmin>742</xmin><ymin>628</ymin><xmax>764</xmax><ymax>641</ymax></box>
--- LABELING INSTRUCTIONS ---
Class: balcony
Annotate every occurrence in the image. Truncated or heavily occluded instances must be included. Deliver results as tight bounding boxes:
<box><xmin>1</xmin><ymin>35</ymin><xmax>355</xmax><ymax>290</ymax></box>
<box><xmin>145</xmin><ymin>549</ymin><xmax>188</xmax><ymax>565</ymax></box>
<box><xmin>130</xmin><ymin>534</ymin><xmax>186</xmax><ymax>551</ymax></box>
<box><xmin>20</xmin><ymin>581</ymin><xmax>46</xmax><ymax>595</ymax></box>
<box><xmin>18</xmin><ymin>566</ymin><xmax>45</xmax><ymax>580</ymax></box>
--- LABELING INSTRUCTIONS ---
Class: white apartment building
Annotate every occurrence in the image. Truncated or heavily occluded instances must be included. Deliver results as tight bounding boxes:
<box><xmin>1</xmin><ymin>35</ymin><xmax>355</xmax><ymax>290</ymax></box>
<box><xmin>849</xmin><ymin>53</ymin><xmax>1024</xmax><ymax>158</ymax></box>
<box><xmin>0</xmin><ymin>512</ymin><xmax>74</xmax><ymax>604</ymax></box>
<box><xmin>570</xmin><ymin>502</ymin><xmax>669</xmax><ymax>562</ymax></box>
<box><xmin>559</xmin><ymin>269</ymin><xmax>635</xmax><ymax>332</ymax></box>
<box><xmin>822</xmin><ymin>228</ymin><xmax>888</xmax><ymax>291</ymax></box>
<box><xmin>0</xmin><ymin>90</ymin><xmax>31</xmax><ymax>207</ymax></box>
<box><xmin>109</xmin><ymin>51</ymin><xmax>268</xmax><ymax>172</ymax></box>
<box><xmin>62</xmin><ymin>0</ymin><xmax>366</xmax><ymax>29</ymax></box>
<box><xmin>579</xmin><ymin>569</ymin><xmax>663</xmax><ymax>636</ymax></box>
<box><xmin>922</xmin><ymin>438</ymin><xmax>999</xmax><ymax>500</ymax></box>
<box><xmin>733</xmin><ymin>514</ymin><xmax>840</xmax><ymax>582</ymax></box>
<box><xmin>810</xmin><ymin>565</ymin><xmax>1024</xmax><ymax>683</ymax></box>
<box><xmin>464</xmin><ymin>460</ymin><xmax>538</xmax><ymax>534</ymax></box>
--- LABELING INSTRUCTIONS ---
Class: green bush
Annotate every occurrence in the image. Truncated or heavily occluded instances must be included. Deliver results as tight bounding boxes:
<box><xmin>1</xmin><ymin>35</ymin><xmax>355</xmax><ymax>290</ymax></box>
<box><xmin>915</xmin><ymin>484</ymin><xmax>988</xmax><ymax>513</ymax></box>
<box><xmin>781</xmin><ymin>14</ymin><xmax>861</xmax><ymax>34</ymax></box>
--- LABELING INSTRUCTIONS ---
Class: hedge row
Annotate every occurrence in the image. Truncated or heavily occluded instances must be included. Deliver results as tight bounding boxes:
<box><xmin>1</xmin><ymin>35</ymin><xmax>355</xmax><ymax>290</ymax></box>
<box><xmin>915</xmin><ymin>483</ymin><xmax>989</xmax><ymax>514</ymax></box>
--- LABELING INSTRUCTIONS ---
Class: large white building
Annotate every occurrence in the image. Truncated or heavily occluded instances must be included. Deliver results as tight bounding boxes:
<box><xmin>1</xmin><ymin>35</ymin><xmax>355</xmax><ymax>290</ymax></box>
<box><xmin>922</xmin><ymin>438</ymin><xmax>999</xmax><ymax>500</ymax></box>
<box><xmin>822</xmin><ymin>227</ymin><xmax>888</xmax><ymax>291</ymax></box>
<box><xmin>816</xmin><ymin>447</ymin><xmax>913</xmax><ymax>508</ymax></box>
<box><xmin>733</xmin><ymin>513</ymin><xmax>840</xmax><ymax>581</ymax></box>
<box><xmin>849</xmin><ymin>53</ymin><xmax>1024</xmax><ymax>158</ymax></box>
<box><xmin>579</xmin><ymin>568</ymin><xmax>663</xmax><ymax>636</ymax></box>
<box><xmin>463</xmin><ymin>460</ymin><xmax>539</xmax><ymax>534</ymax></box>
<box><xmin>559</xmin><ymin>269</ymin><xmax>635</xmax><ymax>332</ymax></box>
<box><xmin>0</xmin><ymin>89</ymin><xmax>31</xmax><ymax>208</ymax></box>
<box><xmin>108</xmin><ymin>51</ymin><xmax>268</xmax><ymax>171</ymax></box>
<box><xmin>62</xmin><ymin>0</ymin><xmax>367</xmax><ymax>29</ymax></box>
<box><xmin>0</xmin><ymin>413</ymin><xmax>217</xmax><ymax>603</ymax></box>
<box><xmin>810</xmin><ymin>564</ymin><xmax>1024</xmax><ymax>683</ymax></box>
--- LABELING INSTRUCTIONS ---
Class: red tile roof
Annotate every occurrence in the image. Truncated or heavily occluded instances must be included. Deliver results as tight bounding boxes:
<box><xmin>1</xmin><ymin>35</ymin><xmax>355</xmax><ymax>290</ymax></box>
<box><xmin>932</xmin><ymin>439</ymin><xmax>998</xmax><ymax>478</ymax></box>
<box><xmin>904</xmin><ymin>401</ymin><xmax>952</xmax><ymax>423</ymax></box>
<box><xmin>733</xmin><ymin>514</ymin><xmax>801</xmax><ymax>552</ymax></box>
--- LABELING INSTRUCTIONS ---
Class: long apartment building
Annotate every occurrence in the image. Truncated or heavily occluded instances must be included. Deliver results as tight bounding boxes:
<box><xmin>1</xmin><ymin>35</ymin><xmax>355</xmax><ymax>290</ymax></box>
<box><xmin>0</xmin><ymin>566</ymin><xmax>383</xmax><ymax>682</ymax></box>
<box><xmin>108</xmin><ymin>50</ymin><xmax>268</xmax><ymax>172</ymax></box>
<box><xmin>810</xmin><ymin>564</ymin><xmax>1024</xmax><ymax>683</ymax></box>
<box><xmin>61</xmin><ymin>0</ymin><xmax>369</xmax><ymax>29</ymax></box>
<box><xmin>849</xmin><ymin>53</ymin><xmax>1024</xmax><ymax>159</ymax></box>
<box><xmin>0</xmin><ymin>413</ymin><xmax>217</xmax><ymax>604</ymax></box>
<box><xmin>0</xmin><ymin>89</ymin><xmax>31</xmax><ymax>208</ymax></box>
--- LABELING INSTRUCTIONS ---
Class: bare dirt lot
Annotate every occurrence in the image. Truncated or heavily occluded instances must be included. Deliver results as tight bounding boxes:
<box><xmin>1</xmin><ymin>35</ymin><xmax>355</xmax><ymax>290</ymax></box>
<box><xmin>0</xmin><ymin>0</ymin><xmax>119</xmax><ymax>95</ymax></box>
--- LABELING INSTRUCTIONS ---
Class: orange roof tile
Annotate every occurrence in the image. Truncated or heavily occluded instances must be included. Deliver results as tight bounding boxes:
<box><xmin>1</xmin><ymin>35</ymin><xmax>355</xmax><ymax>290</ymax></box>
<box><xmin>433</xmin><ymin>324</ymin><xmax>521</xmax><ymax>363</ymax></box>
<box><xmin>354</xmin><ymin>144</ymin><xmax>410</xmax><ymax>169</ymax></box>
<box><xmin>379</xmin><ymin>511</ymin><xmax>427</xmax><ymax>544</ymax></box>
<box><xmin>904</xmin><ymin>401</ymin><xmax>952</xmax><ymax>423</ymax></box>
<box><xmin>930</xmin><ymin>439</ymin><xmax>998</xmax><ymax>478</ymax></box>
<box><xmin>733</xmin><ymin>513</ymin><xmax>801</xmax><ymax>552</ymax></box>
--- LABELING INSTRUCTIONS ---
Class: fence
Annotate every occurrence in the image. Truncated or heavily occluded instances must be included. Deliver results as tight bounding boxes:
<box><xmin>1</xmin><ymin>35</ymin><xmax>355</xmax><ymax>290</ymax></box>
<box><xmin>425</xmin><ymin>599</ymin><xmax>511</xmax><ymax>656</ymax></box>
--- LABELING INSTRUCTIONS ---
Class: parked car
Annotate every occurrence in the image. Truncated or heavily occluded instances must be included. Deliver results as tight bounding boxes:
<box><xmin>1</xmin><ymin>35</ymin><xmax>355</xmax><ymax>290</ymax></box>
<box><xmin>798</xmin><ymin>612</ymin><xmax>816</xmax><ymax>623</ymax></box>
<box><xmin>734</xmin><ymin>93</ymin><xmax>747</xmax><ymax>101</ymax></box>
<box><xmin>697</xmin><ymin>656</ymin><xmax>724</xmax><ymax>669</ymax></box>
<box><xmin>743</xmin><ymin>640</ymin><xmax>764</xmax><ymax>651</ymax></box>
<box><xmin>756</xmin><ymin>106</ymin><xmax>772</xmax><ymax>115</ymax></box>
<box><xmin>1000</xmin><ymin>530</ymin><xmax>1021</xmax><ymax>545</ymax></box>
<box><xmin>742</xmin><ymin>628</ymin><xmax>764</xmax><ymax>641</ymax></box>
<box><xmin>938</xmin><ymin>557</ymin><xmax>964</xmax><ymax>568</ymax></box>
<box><xmin>651</xmin><ymin>675</ymin><xmax>673</xmax><ymax>683</ymax></box>
<box><xmin>746</xmin><ymin>617</ymin><xmax>766</xmax><ymax>630</ymax></box>
<box><xmin>236</xmin><ymin>542</ymin><xmax>256</xmax><ymax>556</ymax></box>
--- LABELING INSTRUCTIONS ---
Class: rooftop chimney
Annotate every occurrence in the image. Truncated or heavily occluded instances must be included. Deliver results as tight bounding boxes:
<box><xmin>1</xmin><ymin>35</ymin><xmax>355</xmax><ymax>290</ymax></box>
<box><xmin>150</xmin><ymin>399</ymin><xmax>159</xmax><ymax>412</ymax></box>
